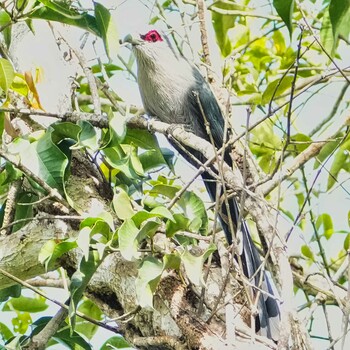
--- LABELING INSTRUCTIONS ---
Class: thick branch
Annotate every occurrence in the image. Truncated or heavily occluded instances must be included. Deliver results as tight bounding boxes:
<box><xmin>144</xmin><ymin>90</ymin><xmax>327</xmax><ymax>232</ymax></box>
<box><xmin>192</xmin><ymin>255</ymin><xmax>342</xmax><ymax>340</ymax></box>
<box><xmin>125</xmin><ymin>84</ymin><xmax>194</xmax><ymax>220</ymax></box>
<box><xmin>29</xmin><ymin>307</ymin><xmax>68</xmax><ymax>350</ymax></box>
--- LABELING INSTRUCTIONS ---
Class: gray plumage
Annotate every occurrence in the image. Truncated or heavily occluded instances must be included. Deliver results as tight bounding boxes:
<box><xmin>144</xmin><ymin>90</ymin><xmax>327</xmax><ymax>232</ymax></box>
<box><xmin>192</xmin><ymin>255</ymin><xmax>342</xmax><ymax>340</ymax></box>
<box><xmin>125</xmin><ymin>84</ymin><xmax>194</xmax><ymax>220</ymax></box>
<box><xmin>124</xmin><ymin>30</ymin><xmax>280</xmax><ymax>341</ymax></box>
<box><xmin>133</xmin><ymin>35</ymin><xmax>223</xmax><ymax>144</ymax></box>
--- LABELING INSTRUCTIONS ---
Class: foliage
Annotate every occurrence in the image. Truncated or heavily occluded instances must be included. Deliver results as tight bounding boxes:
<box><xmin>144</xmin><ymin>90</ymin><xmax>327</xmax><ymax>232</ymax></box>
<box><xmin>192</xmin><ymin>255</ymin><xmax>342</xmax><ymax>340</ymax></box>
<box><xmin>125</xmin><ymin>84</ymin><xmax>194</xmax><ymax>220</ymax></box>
<box><xmin>0</xmin><ymin>0</ymin><xmax>349</xmax><ymax>349</ymax></box>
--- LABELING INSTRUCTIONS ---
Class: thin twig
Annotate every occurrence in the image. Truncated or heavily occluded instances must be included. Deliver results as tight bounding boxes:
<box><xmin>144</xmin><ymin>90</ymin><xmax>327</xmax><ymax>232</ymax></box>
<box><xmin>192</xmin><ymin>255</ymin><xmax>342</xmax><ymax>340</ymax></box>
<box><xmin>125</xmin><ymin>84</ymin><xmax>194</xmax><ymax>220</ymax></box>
<box><xmin>296</xmin><ymin>1</ymin><xmax>350</xmax><ymax>84</ymax></box>
<box><xmin>197</xmin><ymin>0</ymin><xmax>214</xmax><ymax>83</ymax></box>
<box><xmin>260</xmin><ymin>115</ymin><xmax>350</xmax><ymax>196</ymax></box>
<box><xmin>0</xmin><ymin>267</ymin><xmax>119</xmax><ymax>333</ymax></box>
<box><xmin>286</xmin><ymin>126</ymin><xmax>350</xmax><ymax>241</ymax></box>
<box><xmin>322</xmin><ymin>303</ymin><xmax>335</xmax><ymax>350</ymax></box>
<box><xmin>300</xmin><ymin>167</ymin><xmax>330</xmax><ymax>276</ymax></box>
<box><xmin>0</xmin><ymin>178</ymin><xmax>23</xmax><ymax>236</ymax></box>
<box><xmin>310</xmin><ymin>82</ymin><xmax>349</xmax><ymax>137</ymax></box>
<box><xmin>49</xmin><ymin>23</ymin><xmax>102</xmax><ymax>115</ymax></box>
<box><xmin>340</xmin><ymin>250</ymin><xmax>350</xmax><ymax>350</ymax></box>
<box><xmin>0</xmin><ymin>150</ymin><xmax>68</xmax><ymax>207</ymax></box>
<box><xmin>0</xmin><ymin>215</ymin><xmax>82</xmax><ymax>231</ymax></box>
<box><xmin>208</xmin><ymin>5</ymin><xmax>280</xmax><ymax>21</ymax></box>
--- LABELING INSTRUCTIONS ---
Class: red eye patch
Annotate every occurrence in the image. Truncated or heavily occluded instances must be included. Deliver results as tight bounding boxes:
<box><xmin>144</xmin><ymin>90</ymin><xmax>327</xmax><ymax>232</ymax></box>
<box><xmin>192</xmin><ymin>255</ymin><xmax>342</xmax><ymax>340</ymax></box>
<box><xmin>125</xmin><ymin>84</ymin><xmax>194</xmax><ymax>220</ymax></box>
<box><xmin>140</xmin><ymin>30</ymin><xmax>163</xmax><ymax>43</ymax></box>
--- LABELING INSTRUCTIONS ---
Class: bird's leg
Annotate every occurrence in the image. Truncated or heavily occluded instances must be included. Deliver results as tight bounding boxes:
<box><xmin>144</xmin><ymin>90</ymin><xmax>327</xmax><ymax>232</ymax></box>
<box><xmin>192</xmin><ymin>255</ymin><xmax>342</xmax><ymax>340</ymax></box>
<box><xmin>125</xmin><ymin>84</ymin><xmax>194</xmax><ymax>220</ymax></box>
<box><xmin>140</xmin><ymin>113</ymin><xmax>156</xmax><ymax>133</ymax></box>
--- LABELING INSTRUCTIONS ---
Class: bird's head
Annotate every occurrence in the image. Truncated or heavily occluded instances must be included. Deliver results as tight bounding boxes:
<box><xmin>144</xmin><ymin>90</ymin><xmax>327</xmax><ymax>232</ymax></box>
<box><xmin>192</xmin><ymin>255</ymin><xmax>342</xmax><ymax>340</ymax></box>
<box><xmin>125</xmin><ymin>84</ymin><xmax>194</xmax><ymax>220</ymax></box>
<box><xmin>123</xmin><ymin>29</ymin><xmax>164</xmax><ymax>46</ymax></box>
<box><xmin>123</xmin><ymin>29</ymin><xmax>181</xmax><ymax>68</ymax></box>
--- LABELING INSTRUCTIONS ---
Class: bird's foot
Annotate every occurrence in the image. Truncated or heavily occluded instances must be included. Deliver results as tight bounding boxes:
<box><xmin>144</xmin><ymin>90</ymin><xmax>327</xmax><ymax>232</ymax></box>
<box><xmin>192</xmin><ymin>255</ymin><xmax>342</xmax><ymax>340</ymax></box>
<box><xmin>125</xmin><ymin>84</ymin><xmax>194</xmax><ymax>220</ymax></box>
<box><xmin>139</xmin><ymin>114</ymin><xmax>156</xmax><ymax>133</ymax></box>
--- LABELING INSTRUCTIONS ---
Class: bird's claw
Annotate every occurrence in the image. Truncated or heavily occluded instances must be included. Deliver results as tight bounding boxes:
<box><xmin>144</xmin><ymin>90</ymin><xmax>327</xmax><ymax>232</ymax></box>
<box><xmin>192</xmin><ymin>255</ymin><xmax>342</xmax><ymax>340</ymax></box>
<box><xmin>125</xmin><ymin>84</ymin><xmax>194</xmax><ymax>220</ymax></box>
<box><xmin>141</xmin><ymin>114</ymin><xmax>155</xmax><ymax>133</ymax></box>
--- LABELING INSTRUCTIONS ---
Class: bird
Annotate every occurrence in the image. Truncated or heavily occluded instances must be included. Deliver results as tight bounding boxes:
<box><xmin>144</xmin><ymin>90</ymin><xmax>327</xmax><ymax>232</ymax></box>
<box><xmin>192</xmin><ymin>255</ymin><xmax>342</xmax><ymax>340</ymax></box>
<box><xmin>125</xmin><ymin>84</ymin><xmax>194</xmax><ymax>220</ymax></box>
<box><xmin>124</xmin><ymin>29</ymin><xmax>280</xmax><ymax>340</ymax></box>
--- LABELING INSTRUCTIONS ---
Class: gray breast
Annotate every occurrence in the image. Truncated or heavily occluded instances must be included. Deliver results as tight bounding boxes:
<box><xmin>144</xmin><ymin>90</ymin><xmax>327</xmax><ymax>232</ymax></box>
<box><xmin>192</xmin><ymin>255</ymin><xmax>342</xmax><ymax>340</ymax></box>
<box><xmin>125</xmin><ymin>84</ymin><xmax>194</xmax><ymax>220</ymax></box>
<box><xmin>136</xmin><ymin>54</ymin><xmax>194</xmax><ymax>126</ymax></box>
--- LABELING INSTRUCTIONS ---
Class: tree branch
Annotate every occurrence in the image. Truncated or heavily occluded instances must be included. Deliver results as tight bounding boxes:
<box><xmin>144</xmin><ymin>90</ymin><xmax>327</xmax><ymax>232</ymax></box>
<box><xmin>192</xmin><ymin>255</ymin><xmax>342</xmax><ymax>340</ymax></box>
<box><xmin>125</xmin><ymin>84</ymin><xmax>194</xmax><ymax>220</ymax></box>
<box><xmin>29</xmin><ymin>307</ymin><xmax>68</xmax><ymax>350</ymax></box>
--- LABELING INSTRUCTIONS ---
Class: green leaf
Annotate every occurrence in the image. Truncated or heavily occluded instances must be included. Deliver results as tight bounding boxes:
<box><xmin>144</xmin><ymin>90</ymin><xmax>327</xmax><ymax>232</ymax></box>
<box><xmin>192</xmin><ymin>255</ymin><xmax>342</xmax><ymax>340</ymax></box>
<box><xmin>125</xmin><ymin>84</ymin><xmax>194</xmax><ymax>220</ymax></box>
<box><xmin>2</xmin><ymin>162</ymin><xmax>21</xmax><ymax>186</ymax></box>
<box><xmin>138</xmin><ymin>219</ymin><xmax>161</xmax><ymax>240</ymax></box>
<box><xmin>288</xmin><ymin>133</ymin><xmax>312</xmax><ymax>154</ymax></box>
<box><xmin>0</xmin><ymin>285</ymin><xmax>21</xmax><ymax>302</ymax></box>
<box><xmin>178</xmin><ymin>192</ymin><xmax>208</xmax><ymax>235</ymax></box>
<box><xmin>0</xmin><ymin>58</ymin><xmax>15</xmax><ymax>96</ymax></box>
<box><xmin>150</xmin><ymin>206</ymin><xmax>175</xmax><ymax>222</ymax></box>
<box><xmin>273</xmin><ymin>0</ymin><xmax>294</xmax><ymax>36</ymax></box>
<box><xmin>75</xmin><ymin>299</ymin><xmax>102</xmax><ymax>339</ymax></box>
<box><xmin>188</xmin><ymin>217</ymin><xmax>202</xmax><ymax>233</ymax></box>
<box><xmin>29</xmin><ymin>7</ymin><xmax>100</xmax><ymax>36</ymax></box>
<box><xmin>163</xmin><ymin>253</ymin><xmax>181</xmax><ymax>271</ymax></box>
<box><xmin>113</xmin><ymin>188</ymin><xmax>135</xmax><ymax>220</ymax></box>
<box><xmin>52</xmin><ymin>327</ymin><xmax>93</xmax><ymax>349</ymax></box>
<box><xmin>108</xmin><ymin>112</ymin><xmax>127</xmax><ymax>144</ymax></box>
<box><xmin>16</xmin><ymin>0</ymin><xmax>29</xmax><ymax>11</ymax></box>
<box><xmin>12</xmin><ymin>192</ymin><xmax>38</xmax><ymax>232</ymax></box>
<box><xmin>0</xmin><ymin>11</ymin><xmax>11</xmax><ymax>48</ymax></box>
<box><xmin>166</xmin><ymin>213</ymin><xmax>190</xmax><ymax>237</ymax></box>
<box><xmin>344</xmin><ymin>233</ymin><xmax>350</xmax><ymax>250</ymax></box>
<box><xmin>77</xmin><ymin>227</ymin><xmax>92</xmax><ymax>261</ymax></box>
<box><xmin>180</xmin><ymin>244</ymin><xmax>216</xmax><ymax>286</ymax></box>
<box><xmin>149</xmin><ymin>184</ymin><xmax>181</xmax><ymax>199</ymax></box>
<box><xmin>0</xmin><ymin>112</ymin><xmax>5</xmax><ymax>144</ymax></box>
<box><xmin>124</xmin><ymin>128</ymin><xmax>161</xmax><ymax>150</ymax></box>
<box><xmin>3</xmin><ymin>295</ymin><xmax>48</xmax><ymax>312</ymax></box>
<box><xmin>135</xmin><ymin>257</ymin><xmax>163</xmax><ymax>308</ymax></box>
<box><xmin>94</xmin><ymin>2</ymin><xmax>119</xmax><ymax>61</ymax></box>
<box><xmin>12</xmin><ymin>312</ymin><xmax>32</xmax><ymax>333</ymax></box>
<box><xmin>314</xmin><ymin>134</ymin><xmax>342</xmax><ymax>169</ymax></box>
<box><xmin>91</xmin><ymin>63</ymin><xmax>123</xmax><ymax>76</ymax></box>
<box><xmin>292</xmin><ymin>181</ymin><xmax>305</xmax><ymax>210</ymax></box>
<box><xmin>250</xmin><ymin>119</ymin><xmax>282</xmax><ymax>157</ymax></box>
<box><xmin>37</xmin><ymin>0</ymin><xmax>85</xmax><ymax>19</ymax></box>
<box><xmin>321</xmin><ymin>9</ymin><xmax>335</xmax><ymax>55</ymax></box>
<box><xmin>11</xmin><ymin>74</ymin><xmax>29</xmax><ymax>97</ymax></box>
<box><xmin>262</xmin><ymin>76</ymin><xmax>294</xmax><ymax>105</ymax></box>
<box><xmin>139</xmin><ymin>149</ymin><xmax>168</xmax><ymax>172</ymax></box>
<box><xmin>327</xmin><ymin>146</ymin><xmax>349</xmax><ymax>190</ymax></box>
<box><xmin>95</xmin><ymin>211</ymin><xmax>115</xmax><ymax>231</ymax></box>
<box><xmin>132</xmin><ymin>209</ymin><xmax>173</xmax><ymax>228</ymax></box>
<box><xmin>301</xmin><ymin>244</ymin><xmax>314</xmax><ymax>261</ymax></box>
<box><xmin>272</xmin><ymin>30</ymin><xmax>286</xmax><ymax>56</ymax></box>
<box><xmin>329</xmin><ymin>0</ymin><xmax>350</xmax><ymax>41</ymax></box>
<box><xmin>51</xmin><ymin>122</ymin><xmax>81</xmax><ymax>142</ymax></box>
<box><xmin>103</xmin><ymin>147</ymin><xmax>142</xmax><ymax>180</ymax></box>
<box><xmin>19</xmin><ymin>131</ymin><xmax>69</xmax><ymax>194</ymax></box>
<box><xmin>131</xmin><ymin>211</ymin><xmax>155</xmax><ymax>227</ymax></box>
<box><xmin>129</xmin><ymin>146</ymin><xmax>144</xmax><ymax>176</ymax></box>
<box><xmin>118</xmin><ymin>219</ymin><xmax>143</xmax><ymax>261</ymax></box>
<box><xmin>316</xmin><ymin>213</ymin><xmax>334</xmax><ymax>240</ymax></box>
<box><xmin>210</xmin><ymin>2</ymin><xmax>243</xmax><ymax>57</ymax></box>
<box><xmin>0</xmin><ymin>322</ymin><xmax>13</xmax><ymax>341</ymax></box>
<box><xmin>101</xmin><ymin>336</ymin><xmax>132</xmax><ymax>350</ymax></box>
<box><xmin>30</xmin><ymin>316</ymin><xmax>92</xmax><ymax>349</ymax></box>
<box><xmin>39</xmin><ymin>239</ymin><xmax>78</xmax><ymax>270</ymax></box>
<box><xmin>71</xmin><ymin>120</ymin><xmax>99</xmax><ymax>151</ymax></box>
<box><xmin>160</xmin><ymin>148</ymin><xmax>175</xmax><ymax>171</ymax></box>
<box><xmin>69</xmin><ymin>251</ymin><xmax>101</xmax><ymax>332</ymax></box>
<box><xmin>91</xmin><ymin>223</ymin><xmax>111</xmax><ymax>257</ymax></box>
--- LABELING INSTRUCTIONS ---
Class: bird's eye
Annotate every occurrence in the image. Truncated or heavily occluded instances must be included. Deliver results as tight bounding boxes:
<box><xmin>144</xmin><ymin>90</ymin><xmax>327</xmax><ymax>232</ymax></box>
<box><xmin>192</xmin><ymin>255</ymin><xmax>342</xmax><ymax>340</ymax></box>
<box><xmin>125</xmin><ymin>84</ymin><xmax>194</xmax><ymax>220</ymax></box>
<box><xmin>142</xmin><ymin>30</ymin><xmax>163</xmax><ymax>43</ymax></box>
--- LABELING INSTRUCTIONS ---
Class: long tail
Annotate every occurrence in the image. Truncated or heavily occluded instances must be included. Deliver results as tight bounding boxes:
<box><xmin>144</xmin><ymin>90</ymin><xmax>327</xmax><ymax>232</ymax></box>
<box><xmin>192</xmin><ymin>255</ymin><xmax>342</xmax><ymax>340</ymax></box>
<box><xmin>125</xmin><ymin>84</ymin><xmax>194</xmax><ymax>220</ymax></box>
<box><xmin>202</xmin><ymin>171</ymin><xmax>280</xmax><ymax>340</ymax></box>
<box><xmin>167</xmin><ymin>136</ymin><xmax>280</xmax><ymax>339</ymax></box>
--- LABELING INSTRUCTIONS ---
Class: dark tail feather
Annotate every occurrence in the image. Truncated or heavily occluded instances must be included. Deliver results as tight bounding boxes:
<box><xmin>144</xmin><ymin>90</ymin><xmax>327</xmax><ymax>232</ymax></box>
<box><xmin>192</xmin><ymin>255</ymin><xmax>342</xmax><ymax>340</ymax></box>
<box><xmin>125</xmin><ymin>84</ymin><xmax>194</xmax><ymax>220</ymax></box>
<box><xmin>202</xmin><ymin>171</ymin><xmax>280</xmax><ymax>341</ymax></box>
<box><xmin>167</xmin><ymin>139</ymin><xmax>280</xmax><ymax>339</ymax></box>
